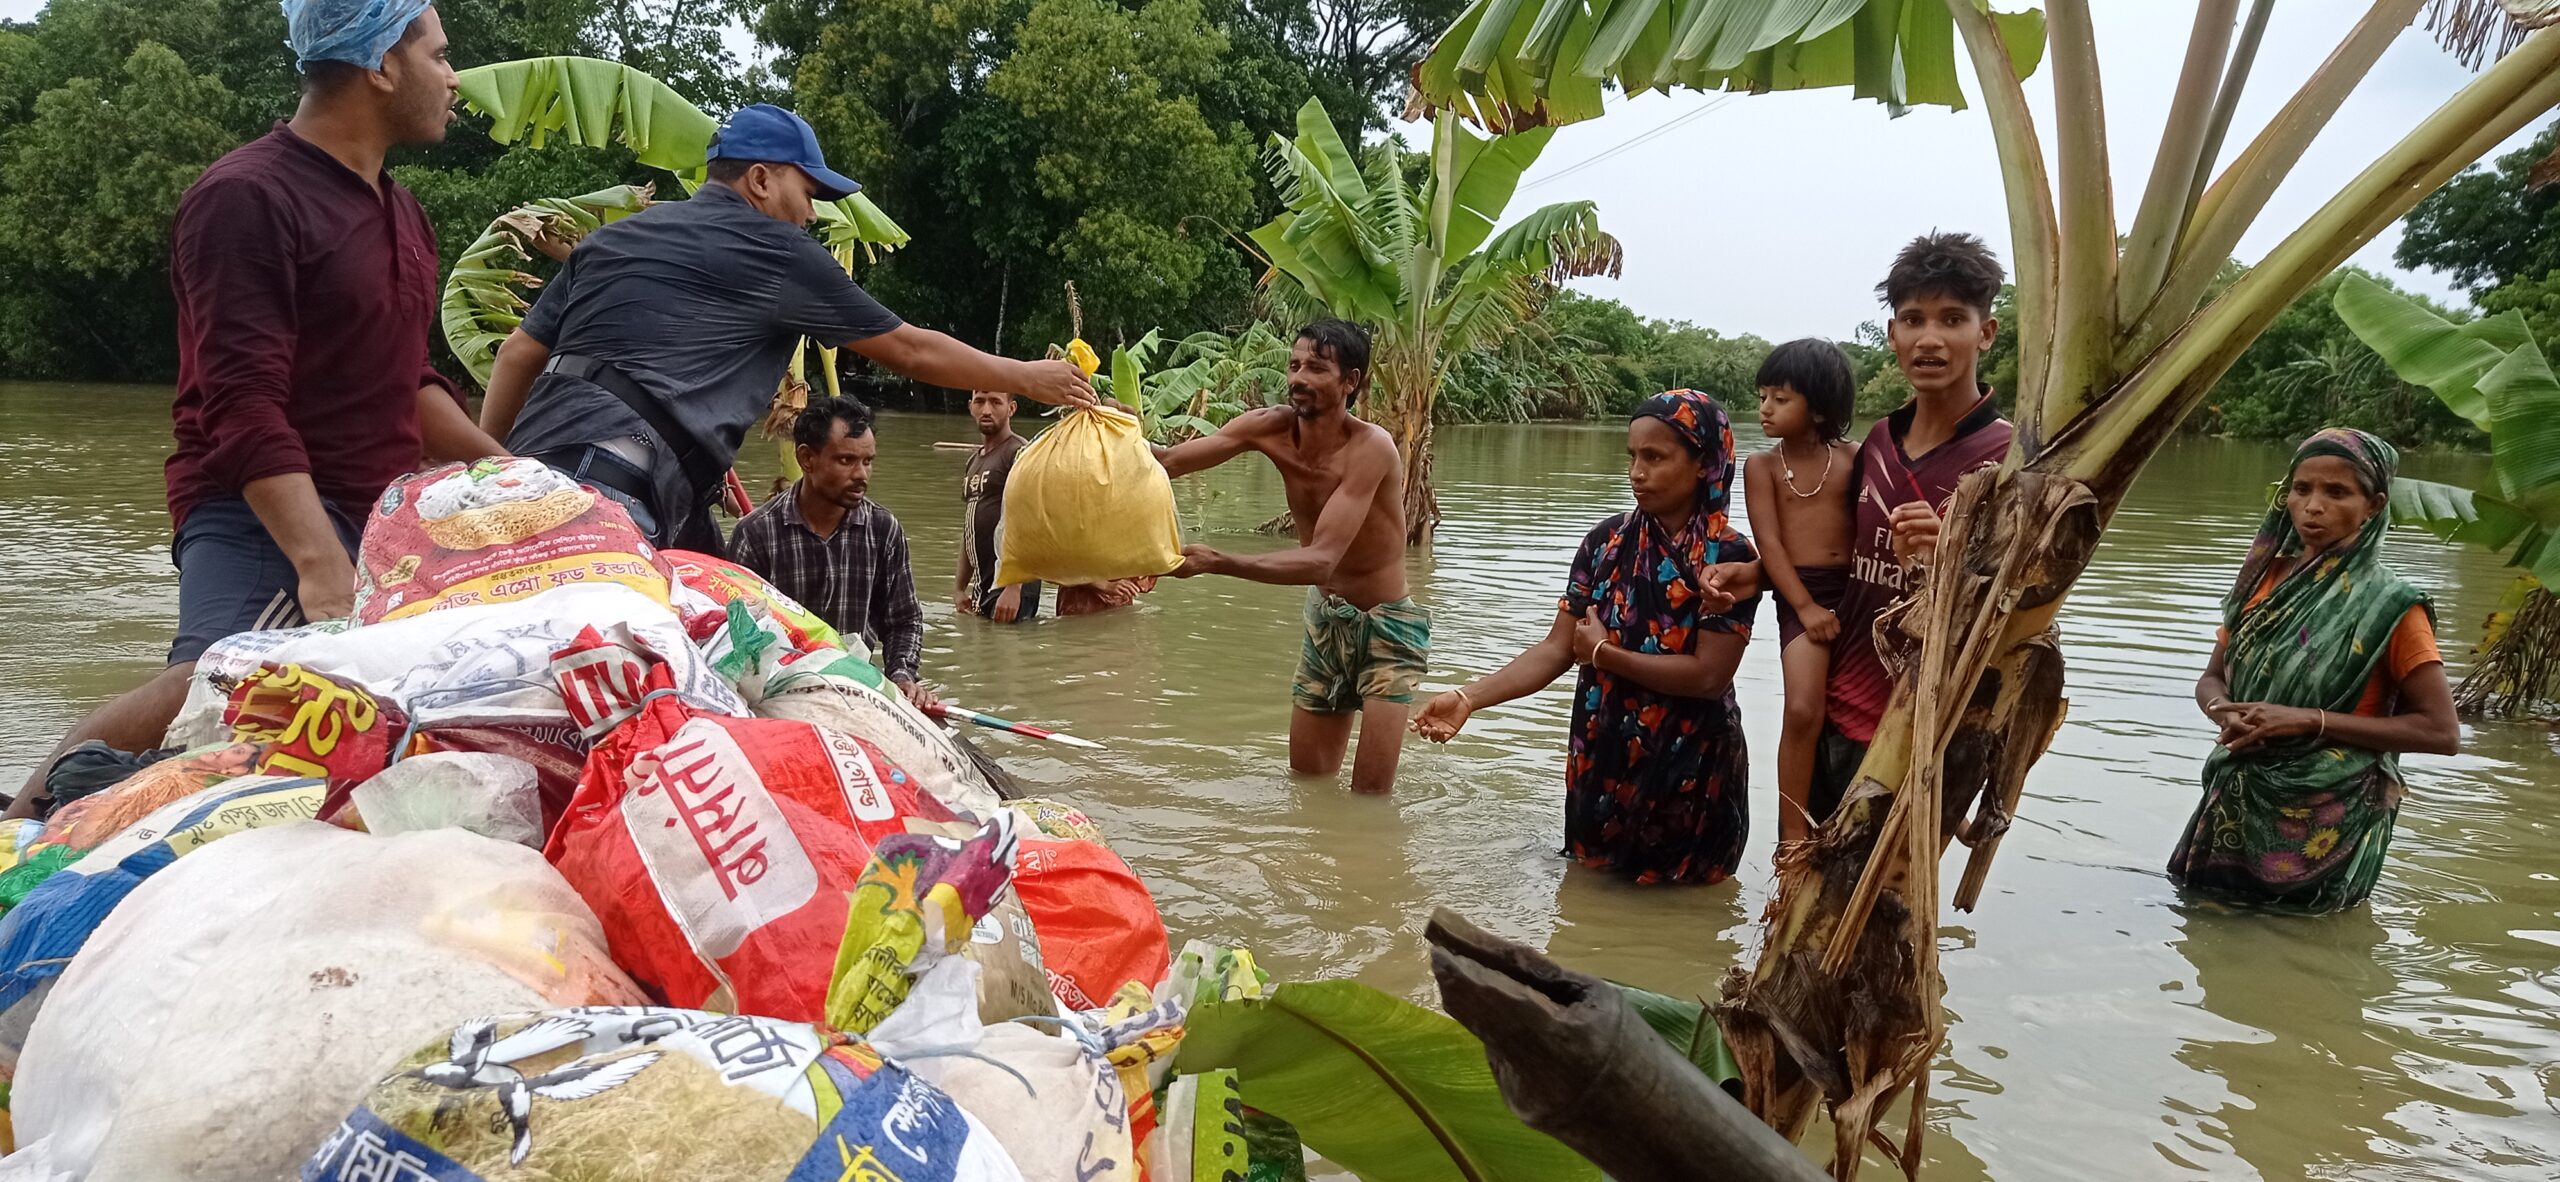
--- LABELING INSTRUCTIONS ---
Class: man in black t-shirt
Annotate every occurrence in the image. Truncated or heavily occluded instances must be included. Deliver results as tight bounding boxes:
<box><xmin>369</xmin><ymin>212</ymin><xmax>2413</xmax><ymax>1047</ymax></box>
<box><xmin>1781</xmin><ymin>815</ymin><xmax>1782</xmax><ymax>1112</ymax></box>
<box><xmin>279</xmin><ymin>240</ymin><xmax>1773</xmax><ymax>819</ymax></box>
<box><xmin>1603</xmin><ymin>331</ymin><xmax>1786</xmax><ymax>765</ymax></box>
<box><xmin>956</xmin><ymin>389</ymin><xmax>1040</xmax><ymax>622</ymax></box>
<box><xmin>479</xmin><ymin>104</ymin><xmax>1091</xmax><ymax>551</ymax></box>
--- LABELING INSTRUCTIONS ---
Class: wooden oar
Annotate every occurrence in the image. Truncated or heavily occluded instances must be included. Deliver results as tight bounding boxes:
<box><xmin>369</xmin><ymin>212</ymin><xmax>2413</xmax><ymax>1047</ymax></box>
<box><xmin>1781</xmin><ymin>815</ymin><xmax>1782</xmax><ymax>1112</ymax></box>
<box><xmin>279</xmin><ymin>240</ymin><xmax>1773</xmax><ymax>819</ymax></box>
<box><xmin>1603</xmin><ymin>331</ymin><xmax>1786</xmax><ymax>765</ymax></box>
<box><xmin>925</xmin><ymin>701</ymin><xmax>1104</xmax><ymax>750</ymax></box>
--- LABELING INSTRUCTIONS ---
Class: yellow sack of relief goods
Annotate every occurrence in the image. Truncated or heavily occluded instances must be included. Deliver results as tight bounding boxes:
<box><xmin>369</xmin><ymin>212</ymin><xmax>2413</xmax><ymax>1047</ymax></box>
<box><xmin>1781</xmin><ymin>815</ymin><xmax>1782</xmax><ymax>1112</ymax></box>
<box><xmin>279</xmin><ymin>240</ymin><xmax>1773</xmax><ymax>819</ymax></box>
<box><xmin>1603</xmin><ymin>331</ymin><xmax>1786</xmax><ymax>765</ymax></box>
<box><xmin>995</xmin><ymin>404</ymin><xmax>1184</xmax><ymax>586</ymax></box>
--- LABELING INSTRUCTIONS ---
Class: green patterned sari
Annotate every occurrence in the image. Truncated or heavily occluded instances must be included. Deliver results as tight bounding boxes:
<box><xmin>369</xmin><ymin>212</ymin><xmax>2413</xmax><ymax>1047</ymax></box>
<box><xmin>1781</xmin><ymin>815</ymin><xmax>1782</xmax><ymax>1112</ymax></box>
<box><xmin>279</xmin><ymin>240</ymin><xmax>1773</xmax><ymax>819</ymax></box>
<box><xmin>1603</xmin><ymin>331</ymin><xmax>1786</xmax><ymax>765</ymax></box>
<box><xmin>2167</xmin><ymin>429</ymin><xmax>2431</xmax><ymax>913</ymax></box>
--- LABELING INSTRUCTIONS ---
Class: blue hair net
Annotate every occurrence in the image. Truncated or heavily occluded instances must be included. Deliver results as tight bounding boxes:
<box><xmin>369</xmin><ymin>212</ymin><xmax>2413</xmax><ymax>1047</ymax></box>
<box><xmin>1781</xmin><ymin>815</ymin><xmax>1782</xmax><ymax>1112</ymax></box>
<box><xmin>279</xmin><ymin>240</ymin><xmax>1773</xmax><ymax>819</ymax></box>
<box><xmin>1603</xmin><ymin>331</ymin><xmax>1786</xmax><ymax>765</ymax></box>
<box><xmin>282</xmin><ymin>0</ymin><xmax>432</xmax><ymax>72</ymax></box>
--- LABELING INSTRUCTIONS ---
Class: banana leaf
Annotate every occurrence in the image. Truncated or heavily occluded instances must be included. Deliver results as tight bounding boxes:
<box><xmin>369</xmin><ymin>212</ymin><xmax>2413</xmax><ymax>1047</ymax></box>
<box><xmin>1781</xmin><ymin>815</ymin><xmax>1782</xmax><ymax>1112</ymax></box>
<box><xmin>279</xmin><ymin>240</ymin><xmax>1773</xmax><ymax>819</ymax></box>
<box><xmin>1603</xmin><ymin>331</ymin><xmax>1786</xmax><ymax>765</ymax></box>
<box><xmin>2333</xmin><ymin>271</ymin><xmax>2530</xmax><ymax>432</ymax></box>
<box><xmin>458</xmin><ymin>56</ymin><xmax>715</xmax><ymax>174</ymax></box>
<box><xmin>2344</xmin><ymin>274</ymin><xmax>2560</xmax><ymax>570</ymax></box>
<box><xmin>1439</xmin><ymin>114</ymin><xmax>1553</xmax><ymax>265</ymax></box>
<box><xmin>815</xmin><ymin>193</ymin><xmax>912</xmax><ymax>257</ymax></box>
<box><xmin>439</xmin><ymin>184</ymin><xmax>654</xmax><ymax>386</ymax></box>
<box><xmin>2481</xmin><ymin>334</ymin><xmax>2560</xmax><ymax>520</ymax></box>
<box><xmin>1614</xmin><ymin>982</ymin><xmax>1745</xmax><ymax>1096</ymax></box>
<box><xmin>1176</xmin><ymin>980</ymin><xmax>1600</xmax><ymax>1182</ymax></box>
<box><xmin>2389</xmin><ymin>476</ymin><xmax>2533</xmax><ymax>550</ymax></box>
<box><xmin>1413</xmin><ymin>0</ymin><xmax>2049</xmax><ymax>131</ymax></box>
<box><xmin>1112</xmin><ymin>332</ymin><xmax>1158</xmax><ymax>413</ymax></box>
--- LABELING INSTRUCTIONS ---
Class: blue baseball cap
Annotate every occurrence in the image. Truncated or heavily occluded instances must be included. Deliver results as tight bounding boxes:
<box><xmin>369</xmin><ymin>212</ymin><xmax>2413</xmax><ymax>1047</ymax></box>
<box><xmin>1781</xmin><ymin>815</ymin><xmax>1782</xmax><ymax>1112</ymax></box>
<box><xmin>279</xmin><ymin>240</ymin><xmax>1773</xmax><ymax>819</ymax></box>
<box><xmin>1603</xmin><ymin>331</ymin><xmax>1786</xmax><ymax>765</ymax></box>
<box><xmin>706</xmin><ymin>104</ymin><xmax>861</xmax><ymax>201</ymax></box>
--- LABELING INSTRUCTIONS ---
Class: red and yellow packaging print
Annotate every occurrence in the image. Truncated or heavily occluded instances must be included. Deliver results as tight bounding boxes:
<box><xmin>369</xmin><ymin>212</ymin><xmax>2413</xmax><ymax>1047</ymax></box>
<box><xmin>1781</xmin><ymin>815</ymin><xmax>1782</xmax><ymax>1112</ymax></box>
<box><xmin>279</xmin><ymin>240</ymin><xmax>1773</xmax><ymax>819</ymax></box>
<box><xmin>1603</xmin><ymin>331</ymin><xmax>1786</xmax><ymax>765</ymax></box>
<box><xmin>353</xmin><ymin>458</ymin><xmax>674</xmax><ymax>625</ymax></box>
<box><xmin>221</xmin><ymin>662</ymin><xmax>404</xmax><ymax>813</ymax></box>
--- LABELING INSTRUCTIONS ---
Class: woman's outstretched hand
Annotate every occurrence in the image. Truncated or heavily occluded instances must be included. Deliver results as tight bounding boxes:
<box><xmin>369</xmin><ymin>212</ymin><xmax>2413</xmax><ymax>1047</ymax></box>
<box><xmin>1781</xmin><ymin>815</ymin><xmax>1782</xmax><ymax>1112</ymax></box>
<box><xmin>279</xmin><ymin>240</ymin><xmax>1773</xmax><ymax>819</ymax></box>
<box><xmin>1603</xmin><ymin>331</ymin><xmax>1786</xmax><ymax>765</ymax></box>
<box><xmin>1413</xmin><ymin>691</ymin><xmax>1474</xmax><ymax>742</ymax></box>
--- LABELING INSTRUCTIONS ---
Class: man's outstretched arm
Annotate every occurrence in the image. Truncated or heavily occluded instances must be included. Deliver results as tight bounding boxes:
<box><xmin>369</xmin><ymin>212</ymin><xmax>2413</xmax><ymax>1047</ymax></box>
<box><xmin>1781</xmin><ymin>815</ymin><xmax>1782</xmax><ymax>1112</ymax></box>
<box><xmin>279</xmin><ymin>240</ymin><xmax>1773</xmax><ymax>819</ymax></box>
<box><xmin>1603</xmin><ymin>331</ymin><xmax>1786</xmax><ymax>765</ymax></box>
<box><xmin>847</xmin><ymin>325</ymin><xmax>1094</xmax><ymax>409</ymax></box>
<box><xmin>1179</xmin><ymin>433</ymin><xmax>1387</xmax><ymax>586</ymax></box>
<box><xmin>1154</xmin><ymin>407</ymin><xmax>1275</xmax><ymax>478</ymax></box>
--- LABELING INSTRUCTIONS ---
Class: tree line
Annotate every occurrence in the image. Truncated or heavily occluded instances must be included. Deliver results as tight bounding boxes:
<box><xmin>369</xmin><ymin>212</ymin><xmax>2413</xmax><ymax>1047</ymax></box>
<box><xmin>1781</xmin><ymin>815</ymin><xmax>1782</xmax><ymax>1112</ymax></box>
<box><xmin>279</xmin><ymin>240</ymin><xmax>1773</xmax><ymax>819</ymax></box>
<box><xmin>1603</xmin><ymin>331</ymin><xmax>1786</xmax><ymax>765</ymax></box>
<box><xmin>0</xmin><ymin>0</ymin><xmax>2544</xmax><ymax>449</ymax></box>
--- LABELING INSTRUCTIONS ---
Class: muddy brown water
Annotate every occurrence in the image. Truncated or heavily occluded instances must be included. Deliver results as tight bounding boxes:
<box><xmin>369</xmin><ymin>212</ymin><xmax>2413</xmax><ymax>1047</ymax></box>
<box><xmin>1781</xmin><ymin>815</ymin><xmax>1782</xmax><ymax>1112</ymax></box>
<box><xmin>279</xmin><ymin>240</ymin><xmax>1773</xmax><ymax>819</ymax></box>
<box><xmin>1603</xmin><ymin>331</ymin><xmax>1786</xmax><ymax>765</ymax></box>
<box><xmin>2</xmin><ymin>381</ymin><xmax>2553</xmax><ymax>1179</ymax></box>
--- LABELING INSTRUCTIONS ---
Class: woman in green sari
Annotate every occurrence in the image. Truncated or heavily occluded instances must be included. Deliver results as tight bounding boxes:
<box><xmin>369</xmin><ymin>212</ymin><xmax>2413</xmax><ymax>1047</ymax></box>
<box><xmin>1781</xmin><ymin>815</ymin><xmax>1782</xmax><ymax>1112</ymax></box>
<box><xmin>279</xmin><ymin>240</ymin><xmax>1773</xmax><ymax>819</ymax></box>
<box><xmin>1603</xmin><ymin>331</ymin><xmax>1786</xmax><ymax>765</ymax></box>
<box><xmin>2171</xmin><ymin>428</ymin><xmax>2461</xmax><ymax>912</ymax></box>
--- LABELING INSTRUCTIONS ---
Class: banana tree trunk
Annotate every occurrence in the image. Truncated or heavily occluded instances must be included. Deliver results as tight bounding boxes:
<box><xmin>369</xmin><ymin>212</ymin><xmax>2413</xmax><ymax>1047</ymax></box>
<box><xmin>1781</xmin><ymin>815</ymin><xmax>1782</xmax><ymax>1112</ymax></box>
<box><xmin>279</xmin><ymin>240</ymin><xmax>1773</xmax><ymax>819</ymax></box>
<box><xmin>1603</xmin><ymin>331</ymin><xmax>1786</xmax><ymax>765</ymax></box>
<box><xmin>1426</xmin><ymin>908</ymin><xmax>1832</xmax><ymax>1182</ymax></box>
<box><xmin>2454</xmin><ymin>582</ymin><xmax>2560</xmax><ymax>719</ymax></box>
<box><xmin>1373</xmin><ymin>343</ymin><xmax>1443</xmax><ymax>545</ymax></box>
<box><xmin>1399</xmin><ymin>415</ymin><xmax>1441</xmax><ymax>547</ymax></box>
<box><xmin>1716</xmin><ymin>467</ymin><xmax>2090</xmax><ymax>1175</ymax></box>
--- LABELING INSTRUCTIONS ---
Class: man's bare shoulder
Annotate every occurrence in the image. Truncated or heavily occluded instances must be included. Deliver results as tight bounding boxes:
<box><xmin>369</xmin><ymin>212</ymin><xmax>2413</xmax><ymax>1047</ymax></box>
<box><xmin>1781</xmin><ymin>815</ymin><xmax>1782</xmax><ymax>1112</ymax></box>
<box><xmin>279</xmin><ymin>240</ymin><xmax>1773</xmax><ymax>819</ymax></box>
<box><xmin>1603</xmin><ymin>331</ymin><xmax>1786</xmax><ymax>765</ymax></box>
<box><xmin>1348</xmin><ymin>416</ymin><xmax>1401</xmax><ymax>462</ymax></box>
<box><xmin>1231</xmin><ymin>406</ymin><xmax>1298</xmax><ymax>436</ymax></box>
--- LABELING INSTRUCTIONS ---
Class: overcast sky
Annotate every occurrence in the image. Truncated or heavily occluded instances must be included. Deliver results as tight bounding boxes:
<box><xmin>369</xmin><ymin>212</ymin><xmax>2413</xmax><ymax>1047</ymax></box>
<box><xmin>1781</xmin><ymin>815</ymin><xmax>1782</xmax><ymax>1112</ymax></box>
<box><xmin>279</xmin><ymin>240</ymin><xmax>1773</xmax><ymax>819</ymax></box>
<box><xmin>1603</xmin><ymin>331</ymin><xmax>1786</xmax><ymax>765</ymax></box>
<box><xmin>1497</xmin><ymin>4</ymin><xmax>2550</xmax><ymax>340</ymax></box>
<box><xmin>3</xmin><ymin>0</ymin><xmax>2545</xmax><ymax>338</ymax></box>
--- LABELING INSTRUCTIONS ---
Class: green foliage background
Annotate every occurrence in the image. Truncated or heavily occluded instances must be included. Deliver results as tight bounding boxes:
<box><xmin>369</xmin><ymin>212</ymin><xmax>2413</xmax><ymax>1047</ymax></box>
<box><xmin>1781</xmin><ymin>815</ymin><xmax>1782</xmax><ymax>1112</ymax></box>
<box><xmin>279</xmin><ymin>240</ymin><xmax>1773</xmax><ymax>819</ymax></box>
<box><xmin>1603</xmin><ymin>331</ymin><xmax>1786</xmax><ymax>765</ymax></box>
<box><xmin>0</xmin><ymin>0</ymin><xmax>2536</xmax><ymax>451</ymax></box>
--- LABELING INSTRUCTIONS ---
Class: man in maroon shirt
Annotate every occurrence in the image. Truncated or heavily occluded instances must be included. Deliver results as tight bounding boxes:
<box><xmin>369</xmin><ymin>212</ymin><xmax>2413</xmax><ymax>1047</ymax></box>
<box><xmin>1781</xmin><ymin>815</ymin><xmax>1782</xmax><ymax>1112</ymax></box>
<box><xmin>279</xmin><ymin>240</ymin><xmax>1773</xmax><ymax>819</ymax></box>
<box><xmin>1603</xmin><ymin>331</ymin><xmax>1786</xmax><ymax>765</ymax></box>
<box><xmin>10</xmin><ymin>1</ymin><xmax>498</xmax><ymax>812</ymax></box>
<box><xmin>1809</xmin><ymin>232</ymin><xmax>2016</xmax><ymax>818</ymax></box>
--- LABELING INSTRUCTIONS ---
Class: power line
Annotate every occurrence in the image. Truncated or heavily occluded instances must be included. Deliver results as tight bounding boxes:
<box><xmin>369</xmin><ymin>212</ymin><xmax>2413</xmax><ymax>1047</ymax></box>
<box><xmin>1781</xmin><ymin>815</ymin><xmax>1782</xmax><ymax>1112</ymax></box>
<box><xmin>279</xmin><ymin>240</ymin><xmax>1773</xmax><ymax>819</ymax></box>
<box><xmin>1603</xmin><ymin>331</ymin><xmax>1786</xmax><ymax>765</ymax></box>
<box><xmin>1520</xmin><ymin>94</ymin><xmax>1738</xmax><ymax>192</ymax></box>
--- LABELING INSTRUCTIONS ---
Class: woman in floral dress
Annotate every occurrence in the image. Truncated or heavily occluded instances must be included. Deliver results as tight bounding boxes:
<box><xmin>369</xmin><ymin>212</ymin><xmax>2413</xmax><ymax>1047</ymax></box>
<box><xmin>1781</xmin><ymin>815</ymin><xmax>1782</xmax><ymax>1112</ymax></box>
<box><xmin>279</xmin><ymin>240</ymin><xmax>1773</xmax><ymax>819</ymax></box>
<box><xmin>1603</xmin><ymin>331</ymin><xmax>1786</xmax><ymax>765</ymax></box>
<box><xmin>1414</xmin><ymin>390</ymin><xmax>1761</xmax><ymax>884</ymax></box>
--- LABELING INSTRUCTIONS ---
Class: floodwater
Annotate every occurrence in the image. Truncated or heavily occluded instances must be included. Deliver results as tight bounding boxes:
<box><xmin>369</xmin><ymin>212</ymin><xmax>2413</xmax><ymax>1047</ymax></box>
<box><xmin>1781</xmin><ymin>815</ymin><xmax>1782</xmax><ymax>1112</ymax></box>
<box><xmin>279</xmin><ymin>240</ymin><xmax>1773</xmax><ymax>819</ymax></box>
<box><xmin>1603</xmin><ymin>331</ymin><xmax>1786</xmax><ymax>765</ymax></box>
<box><xmin>1</xmin><ymin>381</ymin><xmax>2553</xmax><ymax>1180</ymax></box>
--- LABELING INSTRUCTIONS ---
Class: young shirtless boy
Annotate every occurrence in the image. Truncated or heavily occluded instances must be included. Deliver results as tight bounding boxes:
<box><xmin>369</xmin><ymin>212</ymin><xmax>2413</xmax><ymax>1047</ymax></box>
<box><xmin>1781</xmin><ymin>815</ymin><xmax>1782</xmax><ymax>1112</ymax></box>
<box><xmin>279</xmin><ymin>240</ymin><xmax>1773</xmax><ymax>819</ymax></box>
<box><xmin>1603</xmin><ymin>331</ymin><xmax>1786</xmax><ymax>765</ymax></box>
<box><xmin>1741</xmin><ymin>339</ymin><xmax>1858</xmax><ymax>843</ymax></box>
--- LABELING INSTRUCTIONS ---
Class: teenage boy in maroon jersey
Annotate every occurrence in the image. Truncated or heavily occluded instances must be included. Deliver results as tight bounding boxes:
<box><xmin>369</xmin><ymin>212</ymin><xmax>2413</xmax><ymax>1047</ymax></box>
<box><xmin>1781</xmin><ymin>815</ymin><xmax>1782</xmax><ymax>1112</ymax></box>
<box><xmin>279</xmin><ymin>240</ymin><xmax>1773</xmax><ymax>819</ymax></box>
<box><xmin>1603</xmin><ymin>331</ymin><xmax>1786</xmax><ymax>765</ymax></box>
<box><xmin>1815</xmin><ymin>232</ymin><xmax>2015</xmax><ymax>817</ymax></box>
<box><xmin>1710</xmin><ymin>232</ymin><xmax>2014</xmax><ymax>822</ymax></box>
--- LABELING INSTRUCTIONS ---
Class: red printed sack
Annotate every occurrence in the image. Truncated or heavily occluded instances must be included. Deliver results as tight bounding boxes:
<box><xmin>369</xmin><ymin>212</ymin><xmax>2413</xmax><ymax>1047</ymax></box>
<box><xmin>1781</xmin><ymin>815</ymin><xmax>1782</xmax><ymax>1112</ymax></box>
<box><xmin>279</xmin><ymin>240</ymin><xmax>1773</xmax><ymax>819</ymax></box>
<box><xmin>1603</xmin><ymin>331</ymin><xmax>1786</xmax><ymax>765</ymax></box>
<box><xmin>542</xmin><ymin>625</ymin><xmax>956</xmax><ymax>1020</ymax></box>
<box><xmin>662</xmin><ymin>549</ymin><xmax>846</xmax><ymax>652</ymax></box>
<box><xmin>1011</xmin><ymin>836</ymin><xmax>1170</xmax><ymax>1010</ymax></box>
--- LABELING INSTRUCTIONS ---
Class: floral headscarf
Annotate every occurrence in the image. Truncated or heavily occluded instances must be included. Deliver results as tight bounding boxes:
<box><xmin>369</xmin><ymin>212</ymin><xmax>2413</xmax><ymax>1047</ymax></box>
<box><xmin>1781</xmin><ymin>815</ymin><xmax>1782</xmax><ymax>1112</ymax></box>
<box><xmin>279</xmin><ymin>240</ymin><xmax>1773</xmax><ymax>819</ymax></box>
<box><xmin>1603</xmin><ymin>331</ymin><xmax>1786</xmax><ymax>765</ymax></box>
<box><xmin>1625</xmin><ymin>388</ymin><xmax>1733</xmax><ymax>555</ymax></box>
<box><xmin>1582</xmin><ymin>390</ymin><xmax>1742</xmax><ymax>641</ymax></box>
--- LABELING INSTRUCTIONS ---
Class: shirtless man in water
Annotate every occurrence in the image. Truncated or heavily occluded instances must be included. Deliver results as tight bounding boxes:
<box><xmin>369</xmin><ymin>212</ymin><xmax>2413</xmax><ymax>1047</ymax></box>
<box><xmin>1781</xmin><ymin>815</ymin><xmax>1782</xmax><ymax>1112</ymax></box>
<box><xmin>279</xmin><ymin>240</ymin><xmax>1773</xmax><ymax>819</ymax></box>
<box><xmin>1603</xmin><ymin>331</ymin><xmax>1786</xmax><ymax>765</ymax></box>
<box><xmin>1156</xmin><ymin>319</ymin><xmax>1425</xmax><ymax>795</ymax></box>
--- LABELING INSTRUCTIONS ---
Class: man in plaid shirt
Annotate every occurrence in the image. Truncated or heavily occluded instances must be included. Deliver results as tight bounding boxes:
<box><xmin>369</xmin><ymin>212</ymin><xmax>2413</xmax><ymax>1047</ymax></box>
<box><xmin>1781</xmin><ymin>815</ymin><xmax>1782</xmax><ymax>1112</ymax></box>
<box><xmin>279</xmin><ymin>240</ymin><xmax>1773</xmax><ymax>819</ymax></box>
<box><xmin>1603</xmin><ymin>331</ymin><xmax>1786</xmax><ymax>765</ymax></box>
<box><xmin>729</xmin><ymin>396</ymin><xmax>934</xmax><ymax>708</ymax></box>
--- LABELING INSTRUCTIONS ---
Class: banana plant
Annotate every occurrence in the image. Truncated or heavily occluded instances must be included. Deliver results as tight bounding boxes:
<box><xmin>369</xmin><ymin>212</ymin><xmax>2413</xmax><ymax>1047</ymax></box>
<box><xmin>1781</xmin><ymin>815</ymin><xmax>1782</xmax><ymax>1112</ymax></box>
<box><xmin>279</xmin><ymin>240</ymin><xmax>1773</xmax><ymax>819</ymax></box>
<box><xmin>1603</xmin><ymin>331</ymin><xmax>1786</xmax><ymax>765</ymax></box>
<box><xmin>1145</xmin><ymin>325</ymin><xmax>1291</xmax><ymax>441</ymax></box>
<box><xmin>2340</xmin><ymin>271</ymin><xmax>2560</xmax><ymax>717</ymax></box>
<box><xmin>439</xmin><ymin>56</ymin><xmax>911</xmax><ymax>387</ymax></box>
<box><xmin>1415</xmin><ymin>1</ymin><xmax>2560</xmax><ymax>1175</ymax></box>
<box><xmin>1083</xmin><ymin>329</ymin><xmax>1165</xmax><ymax>413</ymax></box>
<box><xmin>1060</xmin><ymin>324</ymin><xmax>1283</xmax><ymax>443</ymax></box>
<box><xmin>440</xmin><ymin>184</ymin><xmax>655</xmax><ymax>387</ymax></box>
<box><xmin>1246</xmin><ymin>96</ymin><xmax>1622</xmax><ymax>543</ymax></box>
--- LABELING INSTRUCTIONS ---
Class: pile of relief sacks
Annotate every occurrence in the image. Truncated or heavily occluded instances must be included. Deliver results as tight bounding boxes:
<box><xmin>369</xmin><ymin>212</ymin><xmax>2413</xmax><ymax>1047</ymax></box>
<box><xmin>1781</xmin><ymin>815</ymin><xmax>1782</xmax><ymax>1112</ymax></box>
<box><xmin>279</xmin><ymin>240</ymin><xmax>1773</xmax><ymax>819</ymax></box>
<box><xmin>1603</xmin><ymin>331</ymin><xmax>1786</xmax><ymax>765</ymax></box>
<box><xmin>0</xmin><ymin>458</ymin><xmax>1299</xmax><ymax>1182</ymax></box>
